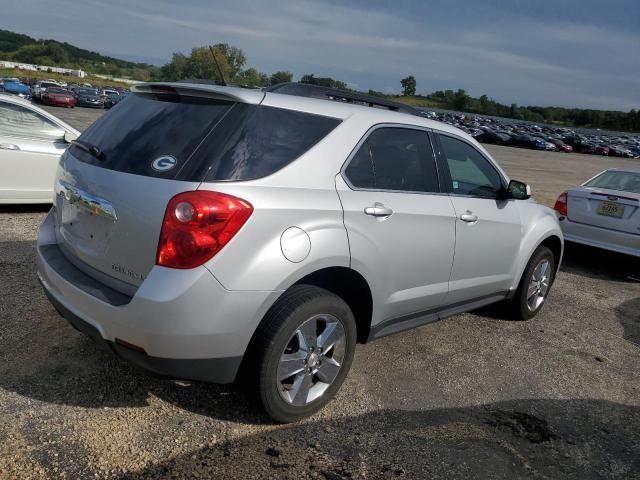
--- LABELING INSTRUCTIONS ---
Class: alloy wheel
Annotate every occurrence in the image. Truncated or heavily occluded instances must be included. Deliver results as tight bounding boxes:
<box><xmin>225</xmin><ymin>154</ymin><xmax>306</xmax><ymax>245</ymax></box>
<box><xmin>277</xmin><ymin>314</ymin><xmax>346</xmax><ymax>406</ymax></box>
<box><xmin>527</xmin><ymin>258</ymin><xmax>551</xmax><ymax>311</ymax></box>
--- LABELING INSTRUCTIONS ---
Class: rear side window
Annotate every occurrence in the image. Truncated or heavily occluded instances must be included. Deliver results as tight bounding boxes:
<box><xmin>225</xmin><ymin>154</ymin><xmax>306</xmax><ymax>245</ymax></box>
<box><xmin>344</xmin><ymin>127</ymin><xmax>440</xmax><ymax>193</ymax></box>
<box><xmin>70</xmin><ymin>93</ymin><xmax>233</xmax><ymax>179</ymax></box>
<box><xmin>199</xmin><ymin>105</ymin><xmax>341</xmax><ymax>181</ymax></box>
<box><xmin>70</xmin><ymin>94</ymin><xmax>340</xmax><ymax>181</ymax></box>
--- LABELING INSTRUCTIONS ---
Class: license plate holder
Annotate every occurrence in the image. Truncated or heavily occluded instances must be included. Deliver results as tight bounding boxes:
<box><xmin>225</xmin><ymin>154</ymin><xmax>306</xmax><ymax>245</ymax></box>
<box><xmin>597</xmin><ymin>201</ymin><xmax>624</xmax><ymax>218</ymax></box>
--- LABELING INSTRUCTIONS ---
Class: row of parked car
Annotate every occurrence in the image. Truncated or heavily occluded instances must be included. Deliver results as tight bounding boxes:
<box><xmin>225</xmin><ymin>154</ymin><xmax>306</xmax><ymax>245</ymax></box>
<box><xmin>0</xmin><ymin>77</ymin><xmax>129</xmax><ymax>109</ymax></box>
<box><xmin>423</xmin><ymin>111</ymin><xmax>640</xmax><ymax>159</ymax></box>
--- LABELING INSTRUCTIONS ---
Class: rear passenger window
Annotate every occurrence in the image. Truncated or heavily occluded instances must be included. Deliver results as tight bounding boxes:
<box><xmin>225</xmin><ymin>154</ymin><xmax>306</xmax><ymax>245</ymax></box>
<box><xmin>201</xmin><ymin>105</ymin><xmax>341</xmax><ymax>181</ymax></box>
<box><xmin>344</xmin><ymin>127</ymin><xmax>439</xmax><ymax>193</ymax></box>
<box><xmin>438</xmin><ymin>134</ymin><xmax>504</xmax><ymax>198</ymax></box>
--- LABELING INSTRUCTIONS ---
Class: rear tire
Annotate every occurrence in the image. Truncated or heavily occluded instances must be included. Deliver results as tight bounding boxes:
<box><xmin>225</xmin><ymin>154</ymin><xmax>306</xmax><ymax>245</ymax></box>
<box><xmin>249</xmin><ymin>285</ymin><xmax>356</xmax><ymax>423</ymax></box>
<box><xmin>509</xmin><ymin>246</ymin><xmax>555</xmax><ymax>320</ymax></box>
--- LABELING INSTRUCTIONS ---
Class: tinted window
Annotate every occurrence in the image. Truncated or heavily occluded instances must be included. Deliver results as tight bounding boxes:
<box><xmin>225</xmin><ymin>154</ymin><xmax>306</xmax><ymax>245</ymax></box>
<box><xmin>344</xmin><ymin>127</ymin><xmax>439</xmax><ymax>193</ymax></box>
<box><xmin>0</xmin><ymin>101</ymin><xmax>64</xmax><ymax>139</ymax></box>
<box><xmin>69</xmin><ymin>93</ymin><xmax>233</xmax><ymax>178</ymax></box>
<box><xmin>199</xmin><ymin>105</ymin><xmax>341</xmax><ymax>181</ymax></box>
<box><xmin>439</xmin><ymin>134</ymin><xmax>504</xmax><ymax>198</ymax></box>
<box><xmin>69</xmin><ymin>94</ymin><xmax>340</xmax><ymax>181</ymax></box>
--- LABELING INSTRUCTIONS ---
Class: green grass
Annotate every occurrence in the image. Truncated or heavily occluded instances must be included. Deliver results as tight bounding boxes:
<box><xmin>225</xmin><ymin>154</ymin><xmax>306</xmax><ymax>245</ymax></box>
<box><xmin>391</xmin><ymin>95</ymin><xmax>448</xmax><ymax>109</ymax></box>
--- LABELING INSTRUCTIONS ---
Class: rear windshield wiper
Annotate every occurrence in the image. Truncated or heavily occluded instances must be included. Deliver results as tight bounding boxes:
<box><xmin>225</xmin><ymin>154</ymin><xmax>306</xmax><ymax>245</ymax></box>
<box><xmin>70</xmin><ymin>140</ymin><xmax>105</xmax><ymax>161</ymax></box>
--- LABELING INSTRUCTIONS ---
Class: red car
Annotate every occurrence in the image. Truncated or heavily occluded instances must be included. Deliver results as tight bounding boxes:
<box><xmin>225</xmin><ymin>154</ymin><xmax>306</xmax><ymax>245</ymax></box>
<box><xmin>548</xmin><ymin>138</ymin><xmax>573</xmax><ymax>153</ymax></box>
<box><xmin>41</xmin><ymin>87</ymin><xmax>76</xmax><ymax>108</ymax></box>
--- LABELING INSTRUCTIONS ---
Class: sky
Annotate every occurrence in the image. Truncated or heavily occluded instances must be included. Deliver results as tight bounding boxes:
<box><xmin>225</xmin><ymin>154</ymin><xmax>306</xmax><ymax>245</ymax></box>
<box><xmin>3</xmin><ymin>0</ymin><xmax>639</xmax><ymax>110</ymax></box>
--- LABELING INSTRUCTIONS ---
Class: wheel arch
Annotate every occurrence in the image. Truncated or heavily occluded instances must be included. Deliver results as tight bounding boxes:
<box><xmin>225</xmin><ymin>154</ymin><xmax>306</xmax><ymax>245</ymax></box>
<box><xmin>510</xmin><ymin>205</ymin><xmax>564</xmax><ymax>293</ymax></box>
<box><xmin>291</xmin><ymin>266</ymin><xmax>374</xmax><ymax>343</ymax></box>
<box><xmin>247</xmin><ymin>266</ymin><xmax>374</xmax><ymax>354</ymax></box>
<box><xmin>539</xmin><ymin>234</ymin><xmax>563</xmax><ymax>274</ymax></box>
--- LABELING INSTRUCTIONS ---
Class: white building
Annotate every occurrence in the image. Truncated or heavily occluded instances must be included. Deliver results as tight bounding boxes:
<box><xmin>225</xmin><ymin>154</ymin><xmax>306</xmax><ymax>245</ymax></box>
<box><xmin>0</xmin><ymin>60</ymin><xmax>85</xmax><ymax>77</ymax></box>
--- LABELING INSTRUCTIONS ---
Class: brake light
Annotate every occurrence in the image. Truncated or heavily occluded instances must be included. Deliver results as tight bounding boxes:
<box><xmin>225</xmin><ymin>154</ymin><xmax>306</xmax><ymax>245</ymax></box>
<box><xmin>553</xmin><ymin>191</ymin><xmax>568</xmax><ymax>217</ymax></box>
<box><xmin>156</xmin><ymin>191</ymin><xmax>253</xmax><ymax>269</ymax></box>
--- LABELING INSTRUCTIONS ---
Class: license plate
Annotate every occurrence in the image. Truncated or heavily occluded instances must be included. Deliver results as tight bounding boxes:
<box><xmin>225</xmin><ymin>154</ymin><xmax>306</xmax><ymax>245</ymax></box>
<box><xmin>597</xmin><ymin>201</ymin><xmax>624</xmax><ymax>218</ymax></box>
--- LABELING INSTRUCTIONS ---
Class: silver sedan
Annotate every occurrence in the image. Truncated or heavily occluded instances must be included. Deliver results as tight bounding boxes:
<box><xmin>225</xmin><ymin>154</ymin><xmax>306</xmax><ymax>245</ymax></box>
<box><xmin>0</xmin><ymin>94</ymin><xmax>79</xmax><ymax>203</ymax></box>
<box><xmin>554</xmin><ymin>168</ymin><xmax>640</xmax><ymax>257</ymax></box>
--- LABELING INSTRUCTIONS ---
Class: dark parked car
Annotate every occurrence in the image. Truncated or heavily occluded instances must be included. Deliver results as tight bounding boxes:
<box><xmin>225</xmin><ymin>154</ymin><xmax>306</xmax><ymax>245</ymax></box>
<box><xmin>75</xmin><ymin>88</ymin><xmax>103</xmax><ymax>108</ymax></box>
<box><xmin>104</xmin><ymin>93</ymin><xmax>125</xmax><ymax>109</ymax></box>
<box><xmin>510</xmin><ymin>135</ymin><xmax>545</xmax><ymax>150</ymax></box>
<box><xmin>476</xmin><ymin>129</ymin><xmax>511</xmax><ymax>145</ymax></box>
<box><xmin>563</xmin><ymin>136</ymin><xmax>597</xmax><ymax>154</ymax></box>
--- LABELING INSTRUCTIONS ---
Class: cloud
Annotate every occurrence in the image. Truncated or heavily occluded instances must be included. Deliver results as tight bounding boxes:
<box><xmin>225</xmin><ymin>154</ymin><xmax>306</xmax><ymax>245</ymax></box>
<box><xmin>1</xmin><ymin>0</ymin><xmax>638</xmax><ymax>110</ymax></box>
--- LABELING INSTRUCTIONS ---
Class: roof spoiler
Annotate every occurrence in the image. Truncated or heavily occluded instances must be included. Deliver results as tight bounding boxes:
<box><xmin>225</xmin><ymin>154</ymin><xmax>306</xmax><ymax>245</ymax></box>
<box><xmin>131</xmin><ymin>82</ymin><xmax>264</xmax><ymax>104</ymax></box>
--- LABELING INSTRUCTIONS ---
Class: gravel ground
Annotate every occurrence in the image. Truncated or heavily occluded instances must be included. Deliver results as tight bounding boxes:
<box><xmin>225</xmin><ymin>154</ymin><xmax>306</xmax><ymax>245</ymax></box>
<box><xmin>1</xmin><ymin>106</ymin><xmax>639</xmax><ymax>479</ymax></box>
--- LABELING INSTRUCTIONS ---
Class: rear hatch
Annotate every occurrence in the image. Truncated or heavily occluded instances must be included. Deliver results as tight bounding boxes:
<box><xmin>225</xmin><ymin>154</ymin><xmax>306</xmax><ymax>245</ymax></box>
<box><xmin>53</xmin><ymin>84</ymin><xmax>263</xmax><ymax>295</ymax></box>
<box><xmin>567</xmin><ymin>173</ymin><xmax>640</xmax><ymax>235</ymax></box>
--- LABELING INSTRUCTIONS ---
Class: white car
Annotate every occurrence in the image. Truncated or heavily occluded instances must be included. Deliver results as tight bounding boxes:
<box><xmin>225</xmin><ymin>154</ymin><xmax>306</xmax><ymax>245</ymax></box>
<box><xmin>0</xmin><ymin>94</ymin><xmax>79</xmax><ymax>203</ymax></box>
<box><xmin>554</xmin><ymin>168</ymin><xmax>640</xmax><ymax>257</ymax></box>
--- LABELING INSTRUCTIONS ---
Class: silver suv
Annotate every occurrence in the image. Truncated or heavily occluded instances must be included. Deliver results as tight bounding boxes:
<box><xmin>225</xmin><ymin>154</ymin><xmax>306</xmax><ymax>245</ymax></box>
<box><xmin>37</xmin><ymin>82</ymin><xmax>563</xmax><ymax>422</ymax></box>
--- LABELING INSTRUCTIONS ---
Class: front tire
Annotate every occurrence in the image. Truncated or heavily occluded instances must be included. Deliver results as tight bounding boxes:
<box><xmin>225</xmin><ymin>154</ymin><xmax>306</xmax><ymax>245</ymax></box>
<box><xmin>250</xmin><ymin>285</ymin><xmax>356</xmax><ymax>423</ymax></box>
<box><xmin>509</xmin><ymin>246</ymin><xmax>555</xmax><ymax>320</ymax></box>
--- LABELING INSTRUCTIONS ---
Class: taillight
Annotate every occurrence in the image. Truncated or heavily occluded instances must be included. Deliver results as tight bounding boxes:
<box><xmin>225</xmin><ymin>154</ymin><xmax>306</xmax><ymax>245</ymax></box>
<box><xmin>156</xmin><ymin>191</ymin><xmax>253</xmax><ymax>269</ymax></box>
<box><xmin>553</xmin><ymin>191</ymin><xmax>568</xmax><ymax>217</ymax></box>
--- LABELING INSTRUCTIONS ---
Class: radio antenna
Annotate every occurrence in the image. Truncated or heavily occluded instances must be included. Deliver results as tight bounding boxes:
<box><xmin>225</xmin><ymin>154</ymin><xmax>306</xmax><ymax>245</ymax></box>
<box><xmin>208</xmin><ymin>45</ymin><xmax>227</xmax><ymax>86</ymax></box>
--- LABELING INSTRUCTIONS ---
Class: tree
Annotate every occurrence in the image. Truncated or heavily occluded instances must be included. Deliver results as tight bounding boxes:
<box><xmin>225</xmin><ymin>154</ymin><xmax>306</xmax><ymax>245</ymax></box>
<box><xmin>451</xmin><ymin>88</ymin><xmax>469</xmax><ymax>110</ymax></box>
<box><xmin>368</xmin><ymin>89</ymin><xmax>387</xmax><ymax>97</ymax></box>
<box><xmin>237</xmin><ymin>67</ymin><xmax>270</xmax><ymax>87</ymax></box>
<box><xmin>210</xmin><ymin>43</ymin><xmax>246</xmax><ymax>79</ymax></box>
<box><xmin>300</xmin><ymin>73</ymin><xmax>347</xmax><ymax>90</ymax></box>
<box><xmin>157</xmin><ymin>52</ymin><xmax>189</xmax><ymax>81</ymax></box>
<box><xmin>400</xmin><ymin>75</ymin><xmax>416</xmax><ymax>96</ymax></box>
<box><xmin>509</xmin><ymin>103</ymin><xmax>520</xmax><ymax>119</ymax></box>
<box><xmin>270</xmin><ymin>71</ymin><xmax>293</xmax><ymax>85</ymax></box>
<box><xmin>156</xmin><ymin>44</ymin><xmax>247</xmax><ymax>83</ymax></box>
<box><xmin>479</xmin><ymin>94</ymin><xmax>489</xmax><ymax>113</ymax></box>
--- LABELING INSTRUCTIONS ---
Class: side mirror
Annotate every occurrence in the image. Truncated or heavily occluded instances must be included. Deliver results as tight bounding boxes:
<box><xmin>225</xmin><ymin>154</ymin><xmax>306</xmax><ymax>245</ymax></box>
<box><xmin>507</xmin><ymin>179</ymin><xmax>531</xmax><ymax>200</ymax></box>
<box><xmin>64</xmin><ymin>131</ymin><xmax>78</xmax><ymax>143</ymax></box>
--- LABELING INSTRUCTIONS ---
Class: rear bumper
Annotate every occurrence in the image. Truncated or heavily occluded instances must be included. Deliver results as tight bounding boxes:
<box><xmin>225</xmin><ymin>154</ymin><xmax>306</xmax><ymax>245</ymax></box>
<box><xmin>560</xmin><ymin>217</ymin><xmax>639</xmax><ymax>257</ymax></box>
<box><xmin>37</xmin><ymin>209</ymin><xmax>280</xmax><ymax>383</ymax></box>
<box><xmin>42</xmin><ymin>287</ymin><xmax>243</xmax><ymax>383</ymax></box>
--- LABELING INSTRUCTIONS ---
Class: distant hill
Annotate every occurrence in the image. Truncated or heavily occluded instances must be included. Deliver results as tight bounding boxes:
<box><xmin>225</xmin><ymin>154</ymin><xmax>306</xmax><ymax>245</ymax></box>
<box><xmin>0</xmin><ymin>29</ymin><xmax>156</xmax><ymax>80</ymax></box>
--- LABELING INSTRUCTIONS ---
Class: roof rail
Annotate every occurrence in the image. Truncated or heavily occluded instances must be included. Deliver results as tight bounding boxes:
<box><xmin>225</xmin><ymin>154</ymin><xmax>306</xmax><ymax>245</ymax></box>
<box><xmin>265</xmin><ymin>82</ymin><xmax>422</xmax><ymax>117</ymax></box>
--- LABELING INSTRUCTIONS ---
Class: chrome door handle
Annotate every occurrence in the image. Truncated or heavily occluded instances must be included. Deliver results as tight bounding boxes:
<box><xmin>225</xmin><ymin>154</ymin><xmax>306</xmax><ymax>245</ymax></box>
<box><xmin>460</xmin><ymin>212</ymin><xmax>478</xmax><ymax>223</ymax></box>
<box><xmin>364</xmin><ymin>203</ymin><xmax>393</xmax><ymax>217</ymax></box>
<box><xmin>0</xmin><ymin>143</ymin><xmax>20</xmax><ymax>151</ymax></box>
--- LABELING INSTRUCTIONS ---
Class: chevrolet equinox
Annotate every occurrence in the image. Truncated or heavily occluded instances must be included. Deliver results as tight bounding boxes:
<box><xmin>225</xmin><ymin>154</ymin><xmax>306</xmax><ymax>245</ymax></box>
<box><xmin>37</xmin><ymin>82</ymin><xmax>563</xmax><ymax>422</ymax></box>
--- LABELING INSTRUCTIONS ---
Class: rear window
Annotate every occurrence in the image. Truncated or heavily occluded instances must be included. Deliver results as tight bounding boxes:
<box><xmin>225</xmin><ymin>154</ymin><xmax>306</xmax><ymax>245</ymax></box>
<box><xmin>70</xmin><ymin>93</ymin><xmax>234</xmax><ymax>178</ymax></box>
<box><xmin>585</xmin><ymin>170</ymin><xmax>640</xmax><ymax>194</ymax></box>
<box><xmin>70</xmin><ymin>93</ymin><xmax>340</xmax><ymax>181</ymax></box>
